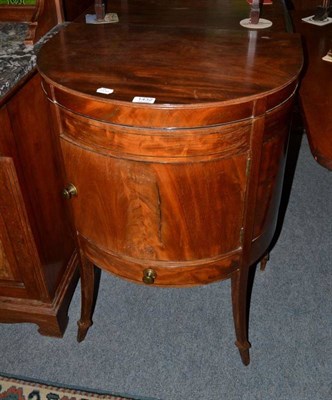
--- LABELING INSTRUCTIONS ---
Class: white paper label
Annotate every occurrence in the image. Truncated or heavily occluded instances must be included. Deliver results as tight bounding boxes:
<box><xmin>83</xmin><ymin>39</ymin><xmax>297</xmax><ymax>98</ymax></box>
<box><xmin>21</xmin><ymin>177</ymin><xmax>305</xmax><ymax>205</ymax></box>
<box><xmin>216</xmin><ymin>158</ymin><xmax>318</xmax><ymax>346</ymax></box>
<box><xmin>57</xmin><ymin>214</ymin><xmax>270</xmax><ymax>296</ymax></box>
<box><xmin>96</xmin><ymin>87</ymin><xmax>114</xmax><ymax>94</ymax></box>
<box><xmin>132</xmin><ymin>96</ymin><xmax>156</xmax><ymax>104</ymax></box>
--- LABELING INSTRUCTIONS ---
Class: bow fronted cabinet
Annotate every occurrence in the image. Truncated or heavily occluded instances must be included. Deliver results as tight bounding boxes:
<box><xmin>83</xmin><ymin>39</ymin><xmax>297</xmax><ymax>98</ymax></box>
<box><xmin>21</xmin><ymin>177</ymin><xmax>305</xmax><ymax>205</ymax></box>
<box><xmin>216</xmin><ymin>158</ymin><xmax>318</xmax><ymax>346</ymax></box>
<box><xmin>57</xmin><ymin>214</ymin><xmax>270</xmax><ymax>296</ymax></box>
<box><xmin>37</xmin><ymin>14</ymin><xmax>303</xmax><ymax>364</ymax></box>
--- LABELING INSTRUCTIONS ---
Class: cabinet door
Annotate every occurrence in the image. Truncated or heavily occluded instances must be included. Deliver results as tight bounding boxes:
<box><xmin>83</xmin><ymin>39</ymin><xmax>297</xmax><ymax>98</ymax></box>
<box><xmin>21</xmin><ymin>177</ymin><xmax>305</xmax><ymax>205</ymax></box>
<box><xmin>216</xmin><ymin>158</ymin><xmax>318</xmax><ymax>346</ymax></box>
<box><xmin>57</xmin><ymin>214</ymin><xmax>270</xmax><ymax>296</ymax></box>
<box><xmin>0</xmin><ymin>157</ymin><xmax>42</xmax><ymax>299</ymax></box>
<box><xmin>60</xmin><ymin>137</ymin><xmax>247</xmax><ymax>262</ymax></box>
<box><xmin>0</xmin><ymin>106</ymin><xmax>43</xmax><ymax>299</ymax></box>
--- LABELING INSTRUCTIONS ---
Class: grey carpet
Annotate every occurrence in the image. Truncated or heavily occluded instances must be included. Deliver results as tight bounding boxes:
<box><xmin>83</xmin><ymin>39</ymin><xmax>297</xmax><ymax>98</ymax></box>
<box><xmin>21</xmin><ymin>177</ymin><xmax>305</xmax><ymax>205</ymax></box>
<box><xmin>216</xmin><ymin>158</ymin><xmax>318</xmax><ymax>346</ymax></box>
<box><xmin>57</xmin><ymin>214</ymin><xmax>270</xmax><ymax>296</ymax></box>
<box><xmin>0</xmin><ymin>134</ymin><xmax>331</xmax><ymax>400</ymax></box>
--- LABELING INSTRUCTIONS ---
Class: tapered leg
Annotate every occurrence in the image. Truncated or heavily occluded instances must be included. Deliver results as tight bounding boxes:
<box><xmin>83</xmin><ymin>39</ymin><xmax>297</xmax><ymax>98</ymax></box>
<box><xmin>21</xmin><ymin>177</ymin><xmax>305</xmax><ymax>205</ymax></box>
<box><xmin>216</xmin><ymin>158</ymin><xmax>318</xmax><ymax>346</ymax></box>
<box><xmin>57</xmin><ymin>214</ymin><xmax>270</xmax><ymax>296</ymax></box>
<box><xmin>77</xmin><ymin>254</ymin><xmax>96</xmax><ymax>342</ymax></box>
<box><xmin>260</xmin><ymin>252</ymin><xmax>270</xmax><ymax>271</ymax></box>
<box><xmin>231</xmin><ymin>268</ymin><xmax>251</xmax><ymax>365</ymax></box>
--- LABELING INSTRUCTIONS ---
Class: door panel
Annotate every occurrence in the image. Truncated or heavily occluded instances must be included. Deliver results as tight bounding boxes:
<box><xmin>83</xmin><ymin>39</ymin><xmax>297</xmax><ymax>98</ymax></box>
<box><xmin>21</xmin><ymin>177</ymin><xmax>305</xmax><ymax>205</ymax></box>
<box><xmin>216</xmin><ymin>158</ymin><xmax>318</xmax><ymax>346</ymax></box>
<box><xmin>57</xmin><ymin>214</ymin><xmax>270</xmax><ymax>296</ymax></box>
<box><xmin>61</xmin><ymin>138</ymin><xmax>248</xmax><ymax>262</ymax></box>
<box><xmin>0</xmin><ymin>158</ymin><xmax>41</xmax><ymax>298</ymax></box>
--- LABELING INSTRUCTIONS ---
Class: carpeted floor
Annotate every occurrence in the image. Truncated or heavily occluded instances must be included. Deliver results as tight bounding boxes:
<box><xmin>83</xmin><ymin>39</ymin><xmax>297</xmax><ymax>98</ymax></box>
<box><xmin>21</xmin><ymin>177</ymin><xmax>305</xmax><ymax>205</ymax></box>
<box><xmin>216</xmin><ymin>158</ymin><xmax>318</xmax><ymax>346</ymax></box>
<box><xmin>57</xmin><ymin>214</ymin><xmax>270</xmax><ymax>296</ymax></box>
<box><xmin>0</xmin><ymin>134</ymin><xmax>331</xmax><ymax>400</ymax></box>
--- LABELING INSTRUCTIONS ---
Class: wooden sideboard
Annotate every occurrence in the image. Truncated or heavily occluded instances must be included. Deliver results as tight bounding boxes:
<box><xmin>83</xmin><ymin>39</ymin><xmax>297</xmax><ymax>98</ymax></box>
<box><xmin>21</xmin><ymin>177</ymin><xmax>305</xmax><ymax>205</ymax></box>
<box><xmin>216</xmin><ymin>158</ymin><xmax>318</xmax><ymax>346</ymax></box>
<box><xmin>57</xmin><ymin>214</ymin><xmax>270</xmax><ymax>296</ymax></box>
<box><xmin>0</xmin><ymin>71</ymin><xmax>78</xmax><ymax>337</ymax></box>
<box><xmin>37</xmin><ymin>2</ymin><xmax>303</xmax><ymax>363</ymax></box>
<box><xmin>76</xmin><ymin>0</ymin><xmax>292</xmax><ymax>31</ymax></box>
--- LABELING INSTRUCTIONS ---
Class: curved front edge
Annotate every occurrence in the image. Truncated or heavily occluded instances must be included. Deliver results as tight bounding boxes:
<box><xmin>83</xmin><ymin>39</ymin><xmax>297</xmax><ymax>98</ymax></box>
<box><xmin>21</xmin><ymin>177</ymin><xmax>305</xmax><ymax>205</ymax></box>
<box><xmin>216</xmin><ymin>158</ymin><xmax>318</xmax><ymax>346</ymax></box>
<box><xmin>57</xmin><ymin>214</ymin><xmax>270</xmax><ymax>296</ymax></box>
<box><xmin>79</xmin><ymin>234</ymin><xmax>240</xmax><ymax>286</ymax></box>
<box><xmin>249</xmin><ymin>92</ymin><xmax>296</xmax><ymax>265</ymax></box>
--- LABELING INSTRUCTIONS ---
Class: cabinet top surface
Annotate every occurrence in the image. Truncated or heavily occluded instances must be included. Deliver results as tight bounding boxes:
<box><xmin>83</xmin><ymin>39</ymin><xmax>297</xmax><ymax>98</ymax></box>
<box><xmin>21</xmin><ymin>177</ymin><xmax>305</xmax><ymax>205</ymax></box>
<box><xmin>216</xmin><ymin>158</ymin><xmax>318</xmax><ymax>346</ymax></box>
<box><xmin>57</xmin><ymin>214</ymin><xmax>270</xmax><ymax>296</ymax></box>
<box><xmin>37</xmin><ymin>1</ymin><xmax>303</xmax><ymax>106</ymax></box>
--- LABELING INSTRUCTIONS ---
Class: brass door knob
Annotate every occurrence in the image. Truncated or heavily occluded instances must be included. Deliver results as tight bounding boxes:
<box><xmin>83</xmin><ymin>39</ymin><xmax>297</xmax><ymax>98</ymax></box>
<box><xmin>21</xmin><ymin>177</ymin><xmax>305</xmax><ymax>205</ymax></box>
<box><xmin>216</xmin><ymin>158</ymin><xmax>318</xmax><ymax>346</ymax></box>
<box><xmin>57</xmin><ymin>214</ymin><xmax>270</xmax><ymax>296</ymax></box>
<box><xmin>62</xmin><ymin>183</ymin><xmax>78</xmax><ymax>200</ymax></box>
<box><xmin>142</xmin><ymin>268</ymin><xmax>157</xmax><ymax>284</ymax></box>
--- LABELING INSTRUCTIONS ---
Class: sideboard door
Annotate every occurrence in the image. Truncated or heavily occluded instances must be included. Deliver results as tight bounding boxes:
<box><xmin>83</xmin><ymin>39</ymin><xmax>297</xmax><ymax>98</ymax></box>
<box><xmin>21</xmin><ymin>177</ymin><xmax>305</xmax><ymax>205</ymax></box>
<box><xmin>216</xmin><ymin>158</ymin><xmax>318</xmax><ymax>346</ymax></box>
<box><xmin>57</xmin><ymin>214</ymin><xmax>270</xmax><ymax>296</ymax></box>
<box><xmin>0</xmin><ymin>157</ymin><xmax>42</xmax><ymax>299</ymax></box>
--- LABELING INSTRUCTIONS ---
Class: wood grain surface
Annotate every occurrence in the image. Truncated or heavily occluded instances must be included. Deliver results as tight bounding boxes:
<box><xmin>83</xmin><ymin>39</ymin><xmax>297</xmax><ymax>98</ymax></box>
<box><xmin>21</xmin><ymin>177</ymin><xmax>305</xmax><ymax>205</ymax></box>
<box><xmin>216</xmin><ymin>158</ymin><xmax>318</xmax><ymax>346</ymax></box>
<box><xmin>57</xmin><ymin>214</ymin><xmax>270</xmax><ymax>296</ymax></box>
<box><xmin>38</xmin><ymin>23</ymin><xmax>302</xmax><ymax>107</ymax></box>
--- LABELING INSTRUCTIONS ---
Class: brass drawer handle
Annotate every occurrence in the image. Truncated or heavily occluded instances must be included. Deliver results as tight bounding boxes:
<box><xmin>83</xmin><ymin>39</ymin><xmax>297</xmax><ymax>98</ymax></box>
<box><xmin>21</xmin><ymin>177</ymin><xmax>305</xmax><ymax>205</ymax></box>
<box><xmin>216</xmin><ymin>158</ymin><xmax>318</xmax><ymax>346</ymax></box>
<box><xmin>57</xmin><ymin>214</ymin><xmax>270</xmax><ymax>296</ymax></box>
<box><xmin>142</xmin><ymin>268</ymin><xmax>157</xmax><ymax>284</ymax></box>
<box><xmin>62</xmin><ymin>183</ymin><xmax>78</xmax><ymax>200</ymax></box>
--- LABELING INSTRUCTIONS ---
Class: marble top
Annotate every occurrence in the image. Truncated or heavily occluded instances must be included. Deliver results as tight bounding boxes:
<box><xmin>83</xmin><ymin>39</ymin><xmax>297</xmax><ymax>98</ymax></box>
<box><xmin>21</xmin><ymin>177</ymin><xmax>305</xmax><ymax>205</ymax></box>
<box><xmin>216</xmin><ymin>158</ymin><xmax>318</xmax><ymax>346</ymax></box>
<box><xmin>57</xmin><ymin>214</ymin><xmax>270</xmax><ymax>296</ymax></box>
<box><xmin>0</xmin><ymin>22</ymin><xmax>66</xmax><ymax>100</ymax></box>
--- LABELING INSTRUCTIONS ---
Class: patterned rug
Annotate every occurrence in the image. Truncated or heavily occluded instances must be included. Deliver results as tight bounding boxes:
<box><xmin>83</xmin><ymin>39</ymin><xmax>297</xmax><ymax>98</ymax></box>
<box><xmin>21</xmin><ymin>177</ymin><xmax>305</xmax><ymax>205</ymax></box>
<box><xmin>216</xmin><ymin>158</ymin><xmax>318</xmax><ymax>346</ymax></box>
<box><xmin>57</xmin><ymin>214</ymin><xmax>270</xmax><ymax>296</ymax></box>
<box><xmin>0</xmin><ymin>374</ymin><xmax>145</xmax><ymax>400</ymax></box>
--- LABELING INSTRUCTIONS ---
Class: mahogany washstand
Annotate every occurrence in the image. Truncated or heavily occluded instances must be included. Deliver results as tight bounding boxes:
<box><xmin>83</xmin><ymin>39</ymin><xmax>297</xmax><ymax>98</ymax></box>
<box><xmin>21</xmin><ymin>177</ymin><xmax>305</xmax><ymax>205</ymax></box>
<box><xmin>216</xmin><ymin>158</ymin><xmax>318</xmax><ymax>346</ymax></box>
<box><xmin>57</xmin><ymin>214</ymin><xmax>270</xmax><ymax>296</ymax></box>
<box><xmin>37</xmin><ymin>13</ymin><xmax>302</xmax><ymax>365</ymax></box>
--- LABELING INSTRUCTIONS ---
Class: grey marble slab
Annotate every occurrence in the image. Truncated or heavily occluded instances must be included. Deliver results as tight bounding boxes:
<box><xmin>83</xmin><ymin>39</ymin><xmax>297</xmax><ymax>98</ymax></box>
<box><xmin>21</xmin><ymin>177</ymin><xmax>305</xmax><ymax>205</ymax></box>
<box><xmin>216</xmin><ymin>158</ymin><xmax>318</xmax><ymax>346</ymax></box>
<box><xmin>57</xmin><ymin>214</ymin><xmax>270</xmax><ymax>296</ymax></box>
<box><xmin>0</xmin><ymin>22</ymin><xmax>67</xmax><ymax>100</ymax></box>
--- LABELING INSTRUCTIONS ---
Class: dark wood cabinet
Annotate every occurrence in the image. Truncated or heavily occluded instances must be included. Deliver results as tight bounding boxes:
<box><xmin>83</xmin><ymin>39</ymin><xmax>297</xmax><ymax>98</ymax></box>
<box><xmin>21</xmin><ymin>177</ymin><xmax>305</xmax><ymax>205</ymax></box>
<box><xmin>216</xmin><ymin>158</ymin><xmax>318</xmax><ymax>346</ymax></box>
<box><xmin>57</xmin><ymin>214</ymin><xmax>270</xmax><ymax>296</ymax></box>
<box><xmin>290</xmin><ymin>6</ymin><xmax>332</xmax><ymax>170</ymax></box>
<box><xmin>62</xmin><ymin>0</ymin><xmax>94</xmax><ymax>21</ymax></box>
<box><xmin>0</xmin><ymin>72</ymin><xmax>78</xmax><ymax>337</ymax></box>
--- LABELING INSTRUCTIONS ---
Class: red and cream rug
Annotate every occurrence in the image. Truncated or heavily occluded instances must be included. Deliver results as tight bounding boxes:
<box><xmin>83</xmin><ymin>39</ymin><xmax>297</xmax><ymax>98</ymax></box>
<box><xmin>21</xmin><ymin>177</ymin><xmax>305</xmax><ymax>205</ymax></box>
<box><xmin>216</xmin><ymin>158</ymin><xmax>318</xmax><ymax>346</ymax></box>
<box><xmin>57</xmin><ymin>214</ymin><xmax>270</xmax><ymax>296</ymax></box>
<box><xmin>0</xmin><ymin>374</ymin><xmax>140</xmax><ymax>400</ymax></box>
